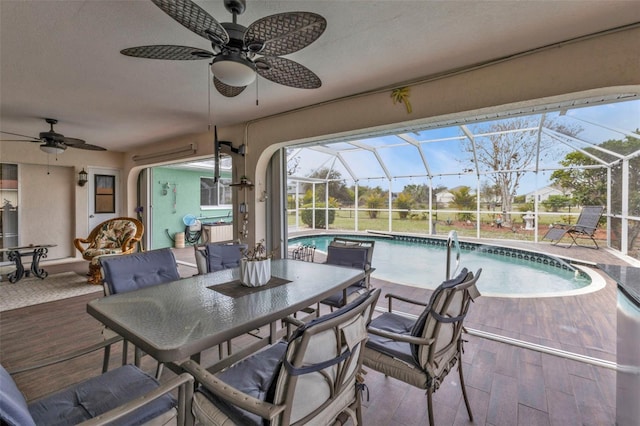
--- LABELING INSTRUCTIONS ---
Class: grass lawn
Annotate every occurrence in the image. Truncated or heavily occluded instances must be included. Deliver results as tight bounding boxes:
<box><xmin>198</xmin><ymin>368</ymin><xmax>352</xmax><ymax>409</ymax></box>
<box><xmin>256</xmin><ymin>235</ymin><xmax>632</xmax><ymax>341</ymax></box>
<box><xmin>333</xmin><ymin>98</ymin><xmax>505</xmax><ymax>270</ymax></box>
<box><xmin>288</xmin><ymin>208</ymin><xmax>604</xmax><ymax>243</ymax></box>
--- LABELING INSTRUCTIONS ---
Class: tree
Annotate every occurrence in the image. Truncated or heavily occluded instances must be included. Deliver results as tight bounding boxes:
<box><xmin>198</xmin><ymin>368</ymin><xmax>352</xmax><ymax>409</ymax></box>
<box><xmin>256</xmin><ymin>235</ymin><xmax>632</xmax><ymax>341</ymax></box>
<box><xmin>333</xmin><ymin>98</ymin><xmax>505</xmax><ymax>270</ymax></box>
<box><xmin>402</xmin><ymin>184</ymin><xmax>429</xmax><ymax>207</ymax></box>
<box><xmin>450</xmin><ymin>186</ymin><xmax>476</xmax><ymax>221</ymax></box>
<box><xmin>286</xmin><ymin>150</ymin><xmax>301</xmax><ymax>176</ymax></box>
<box><xmin>541</xmin><ymin>194</ymin><xmax>572</xmax><ymax>212</ymax></box>
<box><xmin>549</xmin><ymin>151</ymin><xmax>606</xmax><ymax>206</ymax></box>
<box><xmin>480</xmin><ymin>180</ymin><xmax>502</xmax><ymax>210</ymax></box>
<box><xmin>550</xmin><ymin>133</ymin><xmax>640</xmax><ymax>251</ymax></box>
<box><xmin>394</xmin><ymin>192</ymin><xmax>414</xmax><ymax>219</ymax></box>
<box><xmin>361</xmin><ymin>186</ymin><xmax>386</xmax><ymax>219</ymax></box>
<box><xmin>302</xmin><ymin>168</ymin><xmax>352</xmax><ymax>206</ymax></box>
<box><xmin>300</xmin><ymin>198</ymin><xmax>338</xmax><ymax>228</ymax></box>
<box><xmin>461</xmin><ymin>117</ymin><xmax>581</xmax><ymax>222</ymax></box>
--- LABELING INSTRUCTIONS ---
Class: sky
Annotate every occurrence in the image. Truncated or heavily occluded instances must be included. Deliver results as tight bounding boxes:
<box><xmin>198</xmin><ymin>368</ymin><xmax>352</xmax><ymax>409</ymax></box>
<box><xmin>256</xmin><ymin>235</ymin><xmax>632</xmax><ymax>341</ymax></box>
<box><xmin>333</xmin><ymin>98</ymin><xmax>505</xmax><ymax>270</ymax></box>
<box><xmin>288</xmin><ymin>99</ymin><xmax>639</xmax><ymax>195</ymax></box>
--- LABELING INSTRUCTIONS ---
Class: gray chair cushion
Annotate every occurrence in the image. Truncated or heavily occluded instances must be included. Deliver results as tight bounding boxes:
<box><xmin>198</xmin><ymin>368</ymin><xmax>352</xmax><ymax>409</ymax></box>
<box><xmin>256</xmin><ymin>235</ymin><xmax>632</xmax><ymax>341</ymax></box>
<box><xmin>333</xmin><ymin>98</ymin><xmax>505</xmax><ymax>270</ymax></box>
<box><xmin>101</xmin><ymin>248</ymin><xmax>180</xmax><ymax>295</ymax></box>
<box><xmin>326</xmin><ymin>245</ymin><xmax>369</xmax><ymax>273</ymax></box>
<box><xmin>204</xmin><ymin>243</ymin><xmax>248</xmax><ymax>273</ymax></box>
<box><xmin>323</xmin><ymin>245</ymin><xmax>370</xmax><ymax>308</ymax></box>
<box><xmin>196</xmin><ymin>292</ymin><xmax>375</xmax><ymax>425</ymax></box>
<box><xmin>197</xmin><ymin>341</ymin><xmax>288</xmax><ymax>426</ymax></box>
<box><xmin>28</xmin><ymin>364</ymin><xmax>176</xmax><ymax>426</ymax></box>
<box><xmin>319</xmin><ymin>285</ymin><xmax>367</xmax><ymax>308</ymax></box>
<box><xmin>366</xmin><ymin>312</ymin><xmax>417</xmax><ymax>366</ymax></box>
<box><xmin>366</xmin><ymin>269</ymin><xmax>469</xmax><ymax>366</ymax></box>
<box><xmin>0</xmin><ymin>364</ymin><xmax>36</xmax><ymax>426</ymax></box>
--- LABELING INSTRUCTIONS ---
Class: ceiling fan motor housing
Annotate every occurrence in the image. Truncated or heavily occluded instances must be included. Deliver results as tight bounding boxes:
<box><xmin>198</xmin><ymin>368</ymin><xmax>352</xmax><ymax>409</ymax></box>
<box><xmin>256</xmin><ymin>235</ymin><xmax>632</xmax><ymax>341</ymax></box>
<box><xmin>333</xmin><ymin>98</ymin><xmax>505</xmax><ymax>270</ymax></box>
<box><xmin>223</xmin><ymin>0</ymin><xmax>246</xmax><ymax>16</ymax></box>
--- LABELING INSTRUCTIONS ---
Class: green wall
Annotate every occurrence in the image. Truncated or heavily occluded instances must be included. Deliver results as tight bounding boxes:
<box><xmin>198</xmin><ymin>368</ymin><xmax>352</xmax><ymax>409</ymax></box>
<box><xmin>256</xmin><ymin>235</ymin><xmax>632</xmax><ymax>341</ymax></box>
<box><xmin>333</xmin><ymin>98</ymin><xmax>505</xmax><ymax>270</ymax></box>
<box><xmin>151</xmin><ymin>166</ymin><xmax>233</xmax><ymax>249</ymax></box>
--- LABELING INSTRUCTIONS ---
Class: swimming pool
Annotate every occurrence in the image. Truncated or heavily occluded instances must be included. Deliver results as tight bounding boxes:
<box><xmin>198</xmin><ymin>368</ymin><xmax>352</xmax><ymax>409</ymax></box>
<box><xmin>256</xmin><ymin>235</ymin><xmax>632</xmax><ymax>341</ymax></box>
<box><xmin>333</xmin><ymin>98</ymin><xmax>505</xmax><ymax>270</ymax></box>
<box><xmin>288</xmin><ymin>234</ymin><xmax>603</xmax><ymax>298</ymax></box>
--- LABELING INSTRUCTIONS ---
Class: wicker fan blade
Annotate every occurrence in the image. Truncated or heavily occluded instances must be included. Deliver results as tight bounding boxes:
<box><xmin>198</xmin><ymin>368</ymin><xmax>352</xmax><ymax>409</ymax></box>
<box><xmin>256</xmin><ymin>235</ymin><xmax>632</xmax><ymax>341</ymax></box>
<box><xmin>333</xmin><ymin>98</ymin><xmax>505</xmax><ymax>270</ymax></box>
<box><xmin>121</xmin><ymin>45</ymin><xmax>214</xmax><ymax>60</ymax></box>
<box><xmin>59</xmin><ymin>137</ymin><xmax>86</xmax><ymax>146</ymax></box>
<box><xmin>59</xmin><ymin>137</ymin><xmax>106</xmax><ymax>151</ymax></box>
<box><xmin>255</xmin><ymin>56</ymin><xmax>321</xmax><ymax>89</ymax></box>
<box><xmin>0</xmin><ymin>130</ymin><xmax>39</xmax><ymax>140</ymax></box>
<box><xmin>245</xmin><ymin>12</ymin><xmax>326</xmax><ymax>56</ymax></box>
<box><xmin>68</xmin><ymin>143</ymin><xmax>107</xmax><ymax>151</ymax></box>
<box><xmin>213</xmin><ymin>77</ymin><xmax>247</xmax><ymax>97</ymax></box>
<box><xmin>150</xmin><ymin>0</ymin><xmax>229</xmax><ymax>45</ymax></box>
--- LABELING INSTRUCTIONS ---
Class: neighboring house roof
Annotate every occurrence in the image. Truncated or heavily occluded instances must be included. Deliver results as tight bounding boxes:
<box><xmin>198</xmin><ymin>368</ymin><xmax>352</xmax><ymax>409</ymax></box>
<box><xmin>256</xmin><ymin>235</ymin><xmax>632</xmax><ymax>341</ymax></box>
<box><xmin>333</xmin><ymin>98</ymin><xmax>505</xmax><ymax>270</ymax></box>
<box><xmin>524</xmin><ymin>186</ymin><xmax>570</xmax><ymax>201</ymax></box>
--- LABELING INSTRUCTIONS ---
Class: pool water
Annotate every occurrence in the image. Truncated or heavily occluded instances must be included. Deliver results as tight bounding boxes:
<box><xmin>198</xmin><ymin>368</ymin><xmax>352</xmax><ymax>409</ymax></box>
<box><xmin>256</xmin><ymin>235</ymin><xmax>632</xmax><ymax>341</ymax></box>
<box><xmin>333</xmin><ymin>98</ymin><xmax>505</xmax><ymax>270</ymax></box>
<box><xmin>289</xmin><ymin>235</ymin><xmax>594</xmax><ymax>298</ymax></box>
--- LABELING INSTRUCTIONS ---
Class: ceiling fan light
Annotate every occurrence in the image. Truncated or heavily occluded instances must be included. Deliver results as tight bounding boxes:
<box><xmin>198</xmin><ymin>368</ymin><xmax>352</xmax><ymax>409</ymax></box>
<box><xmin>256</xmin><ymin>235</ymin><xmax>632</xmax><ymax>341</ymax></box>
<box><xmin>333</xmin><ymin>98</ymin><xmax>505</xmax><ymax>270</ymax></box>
<box><xmin>40</xmin><ymin>143</ymin><xmax>65</xmax><ymax>155</ymax></box>
<box><xmin>211</xmin><ymin>54</ymin><xmax>256</xmax><ymax>87</ymax></box>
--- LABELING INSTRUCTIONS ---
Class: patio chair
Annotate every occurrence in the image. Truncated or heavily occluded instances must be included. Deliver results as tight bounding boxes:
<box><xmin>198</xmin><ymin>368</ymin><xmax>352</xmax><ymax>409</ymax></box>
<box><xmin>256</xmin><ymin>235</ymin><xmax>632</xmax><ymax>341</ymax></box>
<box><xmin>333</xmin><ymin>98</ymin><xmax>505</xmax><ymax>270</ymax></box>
<box><xmin>320</xmin><ymin>237</ymin><xmax>375</xmax><ymax>310</ymax></box>
<box><xmin>542</xmin><ymin>205</ymin><xmax>604</xmax><ymax>249</ymax></box>
<box><xmin>181</xmin><ymin>288</ymin><xmax>380</xmax><ymax>426</ymax></box>
<box><xmin>193</xmin><ymin>242</ymin><xmax>248</xmax><ymax>356</ymax></box>
<box><xmin>194</xmin><ymin>242</ymin><xmax>248</xmax><ymax>274</ymax></box>
<box><xmin>363</xmin><ymin>268</ymin><xmax>481</xmax><ymax>426</ymax></box>
<box><xmin>100</xmin><ymin>248</ymin><xmax>181</xmax><ymax>378</ymax></box>
<box><xmin>0</xmin><ymin>337</ymin><xmax>193</xmax><ymax>426</ymax></box>
<box><xmin>74</xmin><ymin>217</ymin><xmax>144</xmax><ymax>284</ymax></box>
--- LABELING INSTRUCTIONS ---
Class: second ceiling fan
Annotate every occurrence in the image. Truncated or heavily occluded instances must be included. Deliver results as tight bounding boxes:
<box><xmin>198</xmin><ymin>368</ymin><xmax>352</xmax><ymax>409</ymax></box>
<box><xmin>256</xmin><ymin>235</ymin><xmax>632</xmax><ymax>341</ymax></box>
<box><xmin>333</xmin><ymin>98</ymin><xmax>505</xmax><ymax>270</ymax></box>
<box><xmin>121</xmin><ymin>0</ymin><xmax>327</xmax><ymax>97</ymax></box>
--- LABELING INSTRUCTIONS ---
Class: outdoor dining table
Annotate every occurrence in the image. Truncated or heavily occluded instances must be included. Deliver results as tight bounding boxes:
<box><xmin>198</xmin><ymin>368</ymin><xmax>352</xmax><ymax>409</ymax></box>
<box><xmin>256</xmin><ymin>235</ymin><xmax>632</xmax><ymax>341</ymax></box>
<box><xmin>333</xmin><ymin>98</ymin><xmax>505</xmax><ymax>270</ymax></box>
<box><xmin>86</xmin><ymin>259</ymin><xmax>365</xmax><ymax>372</ymax></box>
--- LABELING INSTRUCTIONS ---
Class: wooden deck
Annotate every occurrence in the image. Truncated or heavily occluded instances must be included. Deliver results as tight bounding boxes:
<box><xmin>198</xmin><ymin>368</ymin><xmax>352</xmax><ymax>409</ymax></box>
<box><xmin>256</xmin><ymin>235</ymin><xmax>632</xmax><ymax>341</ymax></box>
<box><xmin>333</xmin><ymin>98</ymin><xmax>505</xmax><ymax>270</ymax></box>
<box><xmin>0</xmin><ymin>241</ymin><xmax>631</xmax><ymax>425</ymax></box>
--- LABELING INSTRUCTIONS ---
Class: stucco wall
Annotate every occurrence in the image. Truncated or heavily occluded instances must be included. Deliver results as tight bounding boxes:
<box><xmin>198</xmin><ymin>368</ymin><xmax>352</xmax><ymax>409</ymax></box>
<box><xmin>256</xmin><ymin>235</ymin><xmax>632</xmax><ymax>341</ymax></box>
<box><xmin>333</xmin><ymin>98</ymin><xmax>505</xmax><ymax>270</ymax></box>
<box><xmin>0</xmin><ymin>145</ymin><xmax>125</xmax><ymax>259</ymax></box>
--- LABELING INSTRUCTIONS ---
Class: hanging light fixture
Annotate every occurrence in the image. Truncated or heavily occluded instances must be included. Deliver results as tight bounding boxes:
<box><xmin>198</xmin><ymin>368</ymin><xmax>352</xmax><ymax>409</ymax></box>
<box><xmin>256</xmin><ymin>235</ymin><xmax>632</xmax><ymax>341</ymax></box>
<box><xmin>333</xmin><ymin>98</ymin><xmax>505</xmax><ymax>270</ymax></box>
<box><xmin>40</xmin><ymin>143</ymin><xmax>66</xmax><ymax>155</ymax></box>
<box><xmin>77</xmin><ymin>168</ymin><xmax>88</xmax><ymax>187</ymax></box>
<box><xmin>210</xmin><ymin>52</ymin><xmax>256</xmax><ymax>87</ymax></box>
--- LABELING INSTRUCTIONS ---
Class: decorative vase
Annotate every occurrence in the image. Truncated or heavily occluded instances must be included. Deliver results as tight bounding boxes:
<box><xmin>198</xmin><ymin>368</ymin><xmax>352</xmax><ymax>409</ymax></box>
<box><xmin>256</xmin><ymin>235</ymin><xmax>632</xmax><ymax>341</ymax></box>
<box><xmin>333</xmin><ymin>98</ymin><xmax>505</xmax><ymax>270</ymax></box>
<box><xmin>240</xmin><ymin>259</ymin><xmax>271</xmax><ymax>287</ymax></box>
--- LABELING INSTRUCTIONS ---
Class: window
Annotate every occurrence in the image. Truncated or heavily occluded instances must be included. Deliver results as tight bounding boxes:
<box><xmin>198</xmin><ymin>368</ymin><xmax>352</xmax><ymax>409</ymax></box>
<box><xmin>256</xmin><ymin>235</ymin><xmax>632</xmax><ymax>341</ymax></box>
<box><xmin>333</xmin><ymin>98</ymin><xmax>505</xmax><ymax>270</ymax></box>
<box><xmin>94</xmin><ymin>174</ymin><xmax>115</xmax><ymax>213</ymax></box>
<box><xmin>0</xmin><ymin>163</ymin><xmax>19</xmax><ymax>250</ymax></box>
<box><xmin>201</xmin><ymin>177</ymin><xmax>232</xmax><ymax>207</ymax></box>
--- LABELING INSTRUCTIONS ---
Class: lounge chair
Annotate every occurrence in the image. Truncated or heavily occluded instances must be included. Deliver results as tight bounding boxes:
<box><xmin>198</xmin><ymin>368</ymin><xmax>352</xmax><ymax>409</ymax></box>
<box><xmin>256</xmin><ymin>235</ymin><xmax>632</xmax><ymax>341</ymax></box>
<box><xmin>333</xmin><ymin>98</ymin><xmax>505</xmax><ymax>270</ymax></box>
<box><xmin>363</xmin><ymin>268</ymin><xmax>481</xmax><ymax>426</ymax></box>
<box><xmin>542</xmin><ymin>205</ymin><xmax>604</xmax><ymax>249</ymax></box>
<box><xmin>181</xmin><ymin>288</ymin><xmax>380</xmax><ymax>426</ymax></box>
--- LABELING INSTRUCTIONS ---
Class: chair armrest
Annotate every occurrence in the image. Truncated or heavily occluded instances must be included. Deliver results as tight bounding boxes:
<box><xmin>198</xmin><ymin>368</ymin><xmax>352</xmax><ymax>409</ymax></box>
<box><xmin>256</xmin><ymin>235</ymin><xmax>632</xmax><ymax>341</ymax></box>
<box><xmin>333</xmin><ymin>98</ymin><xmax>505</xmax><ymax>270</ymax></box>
<box><xmin>282</xmin><ymin>316</ymin><xmax>305</xmax><ymax>328</ymax></box>
<box><xmin>367</xmin><ymin>326</ymin><xmax>435</xmax><ymax>346</ymax></box>
<box><xmin>282</xmin><ymin>315</ymin><xmax>306</xmax><ymax>339</ymax></box>
<box><xmin>181</xmin><ymin>359</ymin><xmax>286</xmax><ymax>421</ymax></box>
<box><xmin>77</xmin><ymin>373</ymin><xmax>194</xmax><ymax>426</ymax></box>
<box><xmin>120</xmin><ymin>235</ymin><xmax>142</xmax><ymax>253</ymax></box>
<box><xmin>6</xmin><ymin>336</ymin><xmax>122</xmax><ymax>375</ymax></box>
<box><xmin>73</xmin><ymin>237</ymin><xmax>93</xmax><ymax>253</ymax></box>
<box><xmin>384</xmin><ymin>293</ymin><xmax>428</xmax><ymax>312</ymax></box>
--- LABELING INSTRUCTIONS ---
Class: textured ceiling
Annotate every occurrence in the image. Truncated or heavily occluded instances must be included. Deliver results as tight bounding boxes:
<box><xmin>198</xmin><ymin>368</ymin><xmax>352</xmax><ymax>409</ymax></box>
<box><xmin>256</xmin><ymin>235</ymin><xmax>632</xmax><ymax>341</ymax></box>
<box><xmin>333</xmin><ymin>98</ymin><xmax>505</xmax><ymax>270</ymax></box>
<box><xmin>1</xmin><ymin>0</ymin><xmax>639</xmax><ymax>152</ymax></box>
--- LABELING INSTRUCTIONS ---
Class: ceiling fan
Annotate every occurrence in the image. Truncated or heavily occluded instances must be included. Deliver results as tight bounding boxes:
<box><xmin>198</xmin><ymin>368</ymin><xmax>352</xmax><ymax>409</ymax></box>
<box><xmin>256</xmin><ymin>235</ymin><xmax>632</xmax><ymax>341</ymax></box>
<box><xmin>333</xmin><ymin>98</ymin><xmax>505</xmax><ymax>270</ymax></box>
<box><xmin>0</xmin><ymin>118</ymin><xmax>106</xmax><ymax>154</ymax></box>
<box><xmin>121</xmin><ymin>0</ymin><xmax>326</xmax><ymax>97</ymax></box>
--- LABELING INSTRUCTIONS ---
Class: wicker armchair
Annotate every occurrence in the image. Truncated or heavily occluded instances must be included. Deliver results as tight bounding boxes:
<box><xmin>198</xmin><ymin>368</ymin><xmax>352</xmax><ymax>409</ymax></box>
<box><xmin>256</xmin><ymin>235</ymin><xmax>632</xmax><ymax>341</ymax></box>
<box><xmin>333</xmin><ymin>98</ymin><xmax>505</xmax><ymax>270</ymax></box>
<box><xmin>74</xmin><ymin>217</ymin><xmax>143</xmax><ymax>284</ymax></box>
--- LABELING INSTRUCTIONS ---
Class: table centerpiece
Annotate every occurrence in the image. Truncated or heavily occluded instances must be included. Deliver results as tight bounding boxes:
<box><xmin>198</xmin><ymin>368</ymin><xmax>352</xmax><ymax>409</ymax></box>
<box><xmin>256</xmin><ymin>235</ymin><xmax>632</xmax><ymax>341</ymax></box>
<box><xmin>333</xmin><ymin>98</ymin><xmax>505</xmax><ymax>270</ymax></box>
<box><xmin>239</xmin><ymin>239</ymin><xmax>271</xmax><ymax>287</ymax></box>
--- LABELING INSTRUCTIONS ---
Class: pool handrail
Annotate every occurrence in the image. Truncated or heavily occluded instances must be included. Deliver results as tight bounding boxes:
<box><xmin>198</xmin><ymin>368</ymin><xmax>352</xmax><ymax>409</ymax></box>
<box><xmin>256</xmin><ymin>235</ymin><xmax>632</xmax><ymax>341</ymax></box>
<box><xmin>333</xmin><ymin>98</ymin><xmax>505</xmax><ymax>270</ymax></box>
<box><xmin>446</xmin><ymin>231</ymin><xmax>461</xmax><ymax>280</ymax></box>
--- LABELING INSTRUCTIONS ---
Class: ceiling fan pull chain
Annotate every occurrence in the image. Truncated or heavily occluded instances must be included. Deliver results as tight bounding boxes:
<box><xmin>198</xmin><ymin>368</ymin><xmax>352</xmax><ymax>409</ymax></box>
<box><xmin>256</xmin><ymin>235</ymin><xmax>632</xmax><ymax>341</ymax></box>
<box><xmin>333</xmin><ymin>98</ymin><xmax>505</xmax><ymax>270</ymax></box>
<box><xmin>207</xmin><ymin>64</ymin><xmax>212</xmax><ymax>132</ymax></box>
<box><xmin>255</xmin><ymin>77</ymin><xmax>259</xmax><ymax>106</ymax></box>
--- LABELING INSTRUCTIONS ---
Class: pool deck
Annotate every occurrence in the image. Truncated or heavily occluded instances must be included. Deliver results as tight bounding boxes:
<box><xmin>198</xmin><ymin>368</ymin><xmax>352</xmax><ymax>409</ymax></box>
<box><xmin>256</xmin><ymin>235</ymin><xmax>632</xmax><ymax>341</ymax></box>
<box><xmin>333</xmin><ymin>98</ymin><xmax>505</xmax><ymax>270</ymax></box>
<box><xmin>290</xmin><ymin>232</ymin><xmax>630</xmax><ymax>424</ymax></box>
<box><xmin>0</xmin><ymin>237</ymin><xmax>633</xmax><ymax>425</ymax></box>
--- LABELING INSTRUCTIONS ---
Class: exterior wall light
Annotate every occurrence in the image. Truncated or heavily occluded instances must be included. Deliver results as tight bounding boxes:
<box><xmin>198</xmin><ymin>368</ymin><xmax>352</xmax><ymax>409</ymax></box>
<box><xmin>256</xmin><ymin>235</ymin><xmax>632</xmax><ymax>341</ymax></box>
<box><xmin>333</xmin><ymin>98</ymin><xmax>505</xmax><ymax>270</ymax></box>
<box><xmin>78</xmin><ymin>168</ymin><xmax>88</xmax><ymax>187</ymax></box>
